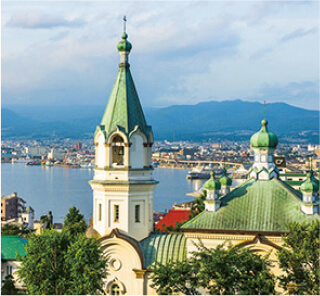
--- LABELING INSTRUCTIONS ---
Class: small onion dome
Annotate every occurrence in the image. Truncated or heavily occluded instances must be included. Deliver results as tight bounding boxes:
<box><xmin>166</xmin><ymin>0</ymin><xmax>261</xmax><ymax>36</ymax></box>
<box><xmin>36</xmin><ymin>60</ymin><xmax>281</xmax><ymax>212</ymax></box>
<box><xmin>300</xmin><ymin>171</ymin><xmax>319</xmax><ymax>193</ymax></box>
<box><xmin>117</xmin><ymin>32</ymin><xmax>132</xmax><ymax>52</ymax></box>
<box><xmin>219</xmin><ymin>168</ymin><xmax>232</xmax><ymax>187</ymax></box>
<box><xmin>204</xmin><ymin>171</ymin><xmax>221</xmax><ymax>190</ymax></box>
<box><xmin>250</xmin><ymin>119</ymin><xmax>278</xmax><ymax>149</ymax></box>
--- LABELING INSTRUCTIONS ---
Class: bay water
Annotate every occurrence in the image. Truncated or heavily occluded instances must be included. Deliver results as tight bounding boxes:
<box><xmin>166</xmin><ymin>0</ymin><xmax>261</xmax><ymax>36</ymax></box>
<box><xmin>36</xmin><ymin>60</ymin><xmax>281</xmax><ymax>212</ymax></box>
<box><xmin>1</xmin><ymin>164</ymin><xmax>202</xmax><ymax>223</ymax></box>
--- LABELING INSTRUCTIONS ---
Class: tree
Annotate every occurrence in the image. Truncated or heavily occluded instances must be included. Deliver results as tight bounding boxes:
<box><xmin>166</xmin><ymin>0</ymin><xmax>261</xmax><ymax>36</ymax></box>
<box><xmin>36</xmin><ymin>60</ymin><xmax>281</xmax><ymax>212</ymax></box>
<box><xmin>193</xmin><ymin>190</ymin><xmax>207</xmax><ymax>213</ymax></box>
<box><xmin>151</xmin><ymin>242</ymin><xmax>275</xmax><ymax>295</ymax></box>
<box><xmin>151</xmin><ymin>261</ymin><xmax>199</xmax><ymax>295</ymax></box>
<box><xmin>63</xmin><ymin>206</ymin><xmax>87</xmax><ymax>238</ymax></box>
<box><xmin>1</xmin><ymin>274</ymin><xmax>18</xmax><ymax>295</ymax></box>
<box><xmin>18</xmin><ymin>208</ymin><xmax>107</xmax><ymax>295</ymax></box>
<box><xmin>1</xmin><ymin>223</ymin><xmax>32</xmax><ymax>237</ymax></box>
<box><xmin>277</xmin><ymin>221</ymin><xmax>320</xmax><ymax>295</ymax></box>
<box><xmin>40</xmin><ymin>211</ymin><xmax>53</xmax><ymax>229</ymax></box>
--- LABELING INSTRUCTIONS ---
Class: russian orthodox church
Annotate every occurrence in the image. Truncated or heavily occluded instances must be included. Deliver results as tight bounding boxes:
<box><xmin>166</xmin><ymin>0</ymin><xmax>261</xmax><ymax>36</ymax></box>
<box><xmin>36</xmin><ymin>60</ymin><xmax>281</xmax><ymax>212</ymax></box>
<box><xmin>88</xmin><ymin>29</ymin><xmax>320</xmax><ymax>295</ymax></box>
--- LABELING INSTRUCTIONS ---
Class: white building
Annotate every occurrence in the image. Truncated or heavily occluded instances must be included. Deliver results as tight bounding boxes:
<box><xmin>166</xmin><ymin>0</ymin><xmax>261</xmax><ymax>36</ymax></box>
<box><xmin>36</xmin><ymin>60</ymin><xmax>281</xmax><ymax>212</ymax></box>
<box><xmin>85</xmin><ymin>29</ymin><xmax>320</xmax><ymax>295</ymax></box>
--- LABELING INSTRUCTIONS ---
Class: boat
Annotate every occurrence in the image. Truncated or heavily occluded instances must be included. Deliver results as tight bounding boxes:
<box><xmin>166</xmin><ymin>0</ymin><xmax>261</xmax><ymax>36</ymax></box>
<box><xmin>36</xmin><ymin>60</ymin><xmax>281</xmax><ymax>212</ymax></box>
<box><xmin>186</xmin><ymin>167</ymin><xmax>211</xmax><ymax>180</ymax></box>
<box><xmin>80</xmin><ymin>163</ymin><xmax>94</xmax><ymax>169</ymax></box>
<box><xmin>26</xmin><ymin>161</ymin><xmax>41</xmax><ymax>166</ymax></box>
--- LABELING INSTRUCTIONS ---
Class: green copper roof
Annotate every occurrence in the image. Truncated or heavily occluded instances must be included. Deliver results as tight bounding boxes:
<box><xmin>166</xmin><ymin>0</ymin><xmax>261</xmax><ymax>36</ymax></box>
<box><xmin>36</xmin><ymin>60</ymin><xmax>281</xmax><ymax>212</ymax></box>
<box><xmin>250</xmin><ymin>119</ymin><xmax>278</xmax><ymax>149</ymax></box>
<box><xmin>182</xmin><ymin>178</ymin><xmax>319</xmax><ymax>232</ymax></box>
<box><xmin>300</xmin><ymin>171</ymin><xmax>319</xmax><ymax>193</ymax></box>
<box><xmin>204</xmin><ymin>171</ymin><xmax>221</xmax><ymax>190</ymax></box>
<box><xmin>139</xmin><ymin>233</ymin><xmax>186</xmax><ymax>268</ymax></box>
<box><xmin>219</xmin><ymin>168</ymin><xmax>232</xmax><ymax>186</ymax></box>
<box><xmin>96</xmin><ymin>34</ymin><xmax>151</xmax><ymax>139</ymax></box>
<box><xmin>1</xmin><ymin>235</ymin><xmax>28</xmax><ymax>260</ymax></box>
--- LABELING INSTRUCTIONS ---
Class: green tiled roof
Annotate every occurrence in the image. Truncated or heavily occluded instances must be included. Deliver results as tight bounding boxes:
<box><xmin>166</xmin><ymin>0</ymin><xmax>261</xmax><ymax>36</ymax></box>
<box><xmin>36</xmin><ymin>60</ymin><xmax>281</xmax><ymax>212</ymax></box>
<box><xmin>96</xmin><ymin>35</ymin><xmax>152</xmax><ymax>139</ymax></box>
<box><xmin>182</xmin><ymin>179</ymin><xmax>319</xmax><ymax>232</ymax></box>
<box><xmin>139</xmin><ymin>233</ymin><xmax>186</xmax><ymax>268</ymax></box>
<box><xmin>1</xmin><ymin>235</ymin><xmax>28</xmax><ymax>260</ymax></box>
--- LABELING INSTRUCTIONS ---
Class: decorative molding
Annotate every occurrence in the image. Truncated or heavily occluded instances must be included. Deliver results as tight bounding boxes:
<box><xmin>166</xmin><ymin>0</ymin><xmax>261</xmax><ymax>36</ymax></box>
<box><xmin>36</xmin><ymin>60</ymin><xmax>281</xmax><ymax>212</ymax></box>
<box><xmin>99</xmin><ymin>228</ymin><xmax>144</xmax><ymax>269</ymax></box>
<box><xmin>132</xmin><ymin>268</ymin><xmax>147</xmax><ymax>279</ymax></box>
<box><xmin>104</xmin><ymin>143</ymin><xmax>111</xmax><ymax>147</ymax></box>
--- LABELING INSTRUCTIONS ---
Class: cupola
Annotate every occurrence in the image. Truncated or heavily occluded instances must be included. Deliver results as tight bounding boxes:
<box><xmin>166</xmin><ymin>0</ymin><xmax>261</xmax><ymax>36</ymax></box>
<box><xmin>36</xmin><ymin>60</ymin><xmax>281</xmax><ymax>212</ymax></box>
<box><xmin>248</xmin><ymin>118</ymin><xmax>279</xmax><ymax>180</ymax></box>
<box><xmin>250</xmin><ymin>119</ymin><xmax>278</xmax><ymax>149</ymax></box>
<box><xmin>219</xmin><ymin>168</ymin><xmax>232</xmax><ymax>195</ymax></box>
<box><xmin>204</xmin><ymin>171</ymin><xmax>221</xmax><ymax>212</ymax></box>
<box><xmin>300</xmin><ymin>171</ymin><xmax>319</xmax><ymax>215</ymax></box>
<box><xmin>204</xmin><ymin>171</ymin><xmax>221</xmax><ymax>191</ymax></box>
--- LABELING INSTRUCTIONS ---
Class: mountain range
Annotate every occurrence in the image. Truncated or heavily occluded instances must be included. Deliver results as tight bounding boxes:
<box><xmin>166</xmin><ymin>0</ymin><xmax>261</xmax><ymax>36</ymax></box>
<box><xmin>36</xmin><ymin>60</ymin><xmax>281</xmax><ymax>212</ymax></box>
<box><xmin>2</xmin><ymin>100</ymin><xmax>319</xmax><ymax>143</ymax></box>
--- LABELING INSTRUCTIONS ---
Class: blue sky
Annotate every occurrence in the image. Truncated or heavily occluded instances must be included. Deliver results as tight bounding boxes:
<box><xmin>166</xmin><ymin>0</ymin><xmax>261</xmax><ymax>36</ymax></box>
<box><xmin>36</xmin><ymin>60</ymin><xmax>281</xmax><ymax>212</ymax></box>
<box><xmin>2</xmin><ymin>0</ymin><xmax>319</xmax><ymax>110</ymax></box>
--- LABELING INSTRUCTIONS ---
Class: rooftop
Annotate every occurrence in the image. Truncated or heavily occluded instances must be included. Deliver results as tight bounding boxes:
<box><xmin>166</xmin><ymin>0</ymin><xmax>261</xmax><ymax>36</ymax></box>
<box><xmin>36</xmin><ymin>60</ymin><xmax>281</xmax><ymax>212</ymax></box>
<box><xmin>182</xmin><ymin>178</ymin><xmax>319</xmax><ymax>233</ymax></box>
<box><xmin>1</xmin><ymin>235</ymin><xmax>28</xmax><ymax>261</ymax></box>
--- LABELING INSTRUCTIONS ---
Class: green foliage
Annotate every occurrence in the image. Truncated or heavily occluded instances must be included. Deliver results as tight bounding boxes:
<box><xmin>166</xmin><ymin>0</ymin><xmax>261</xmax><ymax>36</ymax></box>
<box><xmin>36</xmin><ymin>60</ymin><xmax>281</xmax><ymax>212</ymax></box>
<box><xmin>17</xmin><ymin>209</ymin><xmax>107</xmax><ymax>295</ymax></box>
<box><xmin>1</xmin><ymin>223</ymin><xmax>32</xmax><ymax>237</ymax></box>
<box><xmin>1</xmin><ymin>274</ymin><xmax>19</xmax><ymax>295</ymax></box>
<box><xmin>193</xmin><ymin>190</ymin><xmax>207</xmax><ymax>213</ymax></box>
<box><xmin>151</xmin><ymin>261</ymin><xmax>199</xmax><ymax>295</ymax></box>
<box><xmin>151</xmin><ymin>242</ymin><xmax>275</xmax><ymax>295</ymax></box>
<box><xmin>40</xmin><ymin>211</ymin><xmax>53</xmax><ymax>229</ymax></box>
<box><xmin>63</xmin><ymin>206</ymin><xmax>87</xmax><ymax>238</ymax></box>
<box><xmin>277</xmin><ymin>220</ymin><xmax>320</xmax><ymax>295</ymax></box>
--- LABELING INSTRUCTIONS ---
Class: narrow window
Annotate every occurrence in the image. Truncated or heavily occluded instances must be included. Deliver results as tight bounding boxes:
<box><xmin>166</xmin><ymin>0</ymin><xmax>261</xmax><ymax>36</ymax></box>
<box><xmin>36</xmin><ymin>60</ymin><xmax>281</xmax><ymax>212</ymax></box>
<box><xmin>114</xmin><ymin>205</ymin><xmax>119</xmax><ymax>222</ymax></box>
<box><xmin>135</xmin><ymin>205</ymin><xmax>140</xmax><ymax>223</ymax></box>
<box><xmin>6</xmin><ymin>265</ymin><xmax>12</xmax><ymax>275</ymax></box>
<box><xmin>98</xmin><ymin>204</ymin><xmax>102</xmax><ymax>221</ymax></box>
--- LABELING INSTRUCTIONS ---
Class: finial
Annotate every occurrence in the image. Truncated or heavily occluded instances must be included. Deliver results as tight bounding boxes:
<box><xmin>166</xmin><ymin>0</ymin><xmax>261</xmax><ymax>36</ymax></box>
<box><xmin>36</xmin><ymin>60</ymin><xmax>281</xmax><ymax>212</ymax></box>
<box><xmin>263</xmin><ymin>101</ymin><xmax>266</xmax><ymax>120</ymax></box>
<box><xmin>123</xmin><ymin>15</ymin><xmax>127</xmax><ymax>33</ymax></box>
<box><xmin>310</xmin><ymin>155</ymin><xmax>313</xmax><ymax>171</ymax></box>
<box><xmin>210</xmin><ymin>171</ymin><xmax>215</xmax><ymax>179</ymax></box>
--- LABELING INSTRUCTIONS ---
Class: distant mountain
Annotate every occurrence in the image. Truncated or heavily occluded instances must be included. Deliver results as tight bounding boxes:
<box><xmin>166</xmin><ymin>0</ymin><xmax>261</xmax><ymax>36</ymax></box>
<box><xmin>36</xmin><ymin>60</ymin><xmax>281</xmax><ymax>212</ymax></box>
<box><xmin>145</xmin><ymin>100</ymin><xmax>319</xmax><ymax>142</ymax></box>
<box><xmin>2</xmin><ymin>100</ymin><xmax>319</xmax><ymax>143</ymax></box>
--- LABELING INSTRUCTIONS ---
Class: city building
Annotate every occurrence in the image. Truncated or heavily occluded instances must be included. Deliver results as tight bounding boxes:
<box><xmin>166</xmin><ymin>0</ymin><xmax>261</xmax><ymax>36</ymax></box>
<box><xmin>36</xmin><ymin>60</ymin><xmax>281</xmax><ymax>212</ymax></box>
<box><xmin>1</xmin><ymin>193</ymin><xmax>26</xmax><ymax>222</ymax></box>
<box><xmin>86</xmin><ymin>30</ymin><xmax>320</xmax><ymax>295</ymax></box>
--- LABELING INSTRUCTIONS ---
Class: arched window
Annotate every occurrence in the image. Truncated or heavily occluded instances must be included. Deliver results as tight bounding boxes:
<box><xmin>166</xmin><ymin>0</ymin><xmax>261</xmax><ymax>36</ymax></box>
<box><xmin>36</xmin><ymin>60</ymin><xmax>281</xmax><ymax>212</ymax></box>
<box><xmin>110</xmin><ymin>283</ymin><xmax>121</xmax><ymax>295</ymax></box>
<box><xmin>111</xmin><ymin>135</ymin><xmax>124</xmax><ymax>166</ymax></box>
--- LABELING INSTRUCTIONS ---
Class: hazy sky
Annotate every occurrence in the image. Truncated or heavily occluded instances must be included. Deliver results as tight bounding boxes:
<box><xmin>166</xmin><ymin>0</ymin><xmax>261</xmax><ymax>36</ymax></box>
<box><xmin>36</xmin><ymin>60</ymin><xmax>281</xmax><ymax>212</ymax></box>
<box><xmin>2</xmin><ymin>0</ymin><xmax>319</xmax><ymax>110</ymax></box>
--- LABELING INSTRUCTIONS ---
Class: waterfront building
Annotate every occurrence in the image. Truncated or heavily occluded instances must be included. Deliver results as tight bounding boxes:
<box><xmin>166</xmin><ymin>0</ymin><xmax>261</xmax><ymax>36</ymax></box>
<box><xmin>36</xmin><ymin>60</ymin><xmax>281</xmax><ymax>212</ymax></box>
<box><xmin>87</xmin><ymin>29</ymin><xmax>319</xmax><ymax>295</ymax></box>
<box><xmin>1</xmin><ymin>193</ymin><xmax>26</xmax><ymax>222</ymax></box>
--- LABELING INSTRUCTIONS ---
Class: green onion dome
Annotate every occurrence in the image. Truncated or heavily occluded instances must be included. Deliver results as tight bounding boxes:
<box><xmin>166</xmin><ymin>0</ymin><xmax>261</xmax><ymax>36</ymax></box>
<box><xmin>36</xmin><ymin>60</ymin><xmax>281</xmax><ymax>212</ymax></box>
<box><xmin>219</xmin><ymin>168</ymin><xmax>232</xmax><ymax>186</ymax></box>
<box><xmin>117</xmin><ymin>33</ymin><xmax>132</xmax><ymax>52</ymax></box>
<box><xmin>300</xmin><ymin>171</ymin><xmax>319</xmax><ymax>193</ymax></box>
<box><xmin>250</xmin><ymin>119</ymin><xmax>278</xmax><ymax>149</ymax></box>
<box><xmin>204</xmin><ymin>171</ymin><xmax>221</xmax><ymax>190</ymax></box>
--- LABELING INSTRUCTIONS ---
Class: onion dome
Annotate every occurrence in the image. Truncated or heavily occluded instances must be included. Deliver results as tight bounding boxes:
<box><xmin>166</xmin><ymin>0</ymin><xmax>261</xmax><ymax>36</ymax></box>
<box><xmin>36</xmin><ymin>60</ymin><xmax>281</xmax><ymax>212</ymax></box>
<box><xmin>204</xmin><ymin>171</ymin><xmax>221</xmax><ymax>190</ymax></box>
<box><xmin>117</xmin><ymin>33</ymin><xmax>132</xmax><ymax>52</ymax></box>
<box><xmin>219</xmin><ymin>168</ymin><xmax>232</xmax><ymax>187</ymax></box>
<box><xmin>300</xmin><ymin>171</ymin><xmax>319</xmax><ymax>193</ymax></box>
<box><xmin>250</xmin><ymin>119</ymin><xmax>278</xmax><ymax>149</ymax></box>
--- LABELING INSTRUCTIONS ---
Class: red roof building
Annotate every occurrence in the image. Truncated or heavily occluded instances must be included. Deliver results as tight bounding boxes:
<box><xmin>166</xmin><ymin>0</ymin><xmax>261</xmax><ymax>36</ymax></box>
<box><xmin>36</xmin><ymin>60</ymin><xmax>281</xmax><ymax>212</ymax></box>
<box><xmin>155</xmin><ymin>209</ymin><xmax>192</xmax><ymax>231</ymax></box>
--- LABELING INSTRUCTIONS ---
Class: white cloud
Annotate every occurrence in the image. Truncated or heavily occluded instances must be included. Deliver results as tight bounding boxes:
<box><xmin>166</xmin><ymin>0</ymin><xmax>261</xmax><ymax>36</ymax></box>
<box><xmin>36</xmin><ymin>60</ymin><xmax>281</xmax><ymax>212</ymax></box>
<box><xmin>6</xmin><ymin>11</ymin><xmax>85</xmax><ymax>29</ymax></box>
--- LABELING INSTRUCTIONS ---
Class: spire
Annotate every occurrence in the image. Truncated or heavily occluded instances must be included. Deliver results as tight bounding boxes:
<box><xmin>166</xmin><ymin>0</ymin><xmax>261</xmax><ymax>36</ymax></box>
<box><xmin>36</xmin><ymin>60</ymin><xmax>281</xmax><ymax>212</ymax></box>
<box><xmin>95</xmin><ymin>21</ymin><xmax>151</xmax><ymax>140</ymax></box>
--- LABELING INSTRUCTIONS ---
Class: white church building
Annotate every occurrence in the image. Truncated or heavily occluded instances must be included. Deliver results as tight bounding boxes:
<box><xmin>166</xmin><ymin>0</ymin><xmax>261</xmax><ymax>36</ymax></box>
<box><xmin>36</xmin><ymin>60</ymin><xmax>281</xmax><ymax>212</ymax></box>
<box><xmin>86</xmin><ymin>29</ymin><xmax>320</xmax><ymax>295</ymax></box>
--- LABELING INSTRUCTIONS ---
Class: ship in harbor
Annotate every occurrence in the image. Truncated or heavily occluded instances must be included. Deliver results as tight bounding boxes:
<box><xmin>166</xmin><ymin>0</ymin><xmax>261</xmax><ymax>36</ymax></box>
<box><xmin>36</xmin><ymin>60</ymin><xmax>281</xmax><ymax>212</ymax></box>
<box><xmin>186</xmin><ymin>166</ymin><xmax>222</xmax><ymax>180</ymax></box>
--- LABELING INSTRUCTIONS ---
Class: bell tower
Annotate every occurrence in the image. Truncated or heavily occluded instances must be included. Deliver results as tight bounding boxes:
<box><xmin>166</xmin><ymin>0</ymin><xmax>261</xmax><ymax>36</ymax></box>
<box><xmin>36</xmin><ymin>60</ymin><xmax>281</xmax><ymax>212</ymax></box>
<box><xmin>89</xmin><ymin>27</ymin><xmax>157</xmax><ymax>241</ymax></box>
